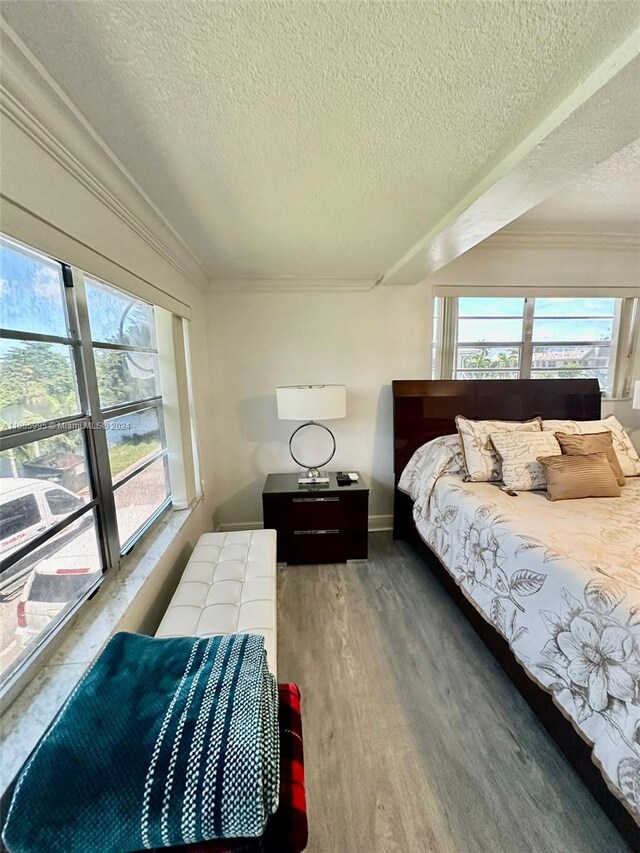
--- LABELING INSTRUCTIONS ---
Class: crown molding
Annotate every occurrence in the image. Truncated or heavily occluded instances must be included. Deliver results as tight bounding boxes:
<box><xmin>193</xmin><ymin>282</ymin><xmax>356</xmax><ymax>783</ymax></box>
<box><xmin>0</xmin><ymin>22</ymin><xmax>208</xmax><ymax>290</ymax></box>
<box><xmin>208</xmin><ymin>277</ymin><xmax>378</xmax><ymax>293</ymax></box>
<box><xmin>483</xmin><ymin>229</ymin><xmax>640</xmax><ymax>251</ymax></box>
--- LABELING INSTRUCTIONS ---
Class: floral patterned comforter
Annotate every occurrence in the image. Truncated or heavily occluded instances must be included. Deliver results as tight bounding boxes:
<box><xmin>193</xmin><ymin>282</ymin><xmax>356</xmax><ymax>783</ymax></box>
<box><xmin>399</xmin><ymin>435</ymin><xmax>640</xmax><ymax>821</ymax></box>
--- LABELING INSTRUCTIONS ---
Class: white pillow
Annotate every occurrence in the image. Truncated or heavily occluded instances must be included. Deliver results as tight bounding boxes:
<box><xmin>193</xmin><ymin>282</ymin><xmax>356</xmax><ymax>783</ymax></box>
<box><xmin>490</xmin><ymin>431</ymin><xmax>562</xmax><ymax>491</ymax></box>
<box><xmin>542</xmin><ymin>415</ymin><xmax>640</xmax><ymax>477</ymax></box>
<box><xmin>455</xmin><ymin>416</ymin><xmax>541</xmax><ymax>482</ymax></box>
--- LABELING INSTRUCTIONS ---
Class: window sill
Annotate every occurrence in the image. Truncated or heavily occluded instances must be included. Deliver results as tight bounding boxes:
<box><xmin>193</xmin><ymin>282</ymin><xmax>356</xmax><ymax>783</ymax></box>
<box><xmin>0</xmin><ymin>501</ymin><xmax>201</xmax><ymax>795</ymax></box>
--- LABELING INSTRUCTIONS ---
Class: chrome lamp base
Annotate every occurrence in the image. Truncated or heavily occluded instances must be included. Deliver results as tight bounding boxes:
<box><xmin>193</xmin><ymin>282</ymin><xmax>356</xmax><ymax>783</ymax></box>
<box><xmin>297</xmin><ymin>467</ymin><xmax>330</xmax><ymax>485</ymax></box>
<box><xmin>289</xmin><ymin>421</ymin><xmax>336</xmax><ymax>485</ymax></box>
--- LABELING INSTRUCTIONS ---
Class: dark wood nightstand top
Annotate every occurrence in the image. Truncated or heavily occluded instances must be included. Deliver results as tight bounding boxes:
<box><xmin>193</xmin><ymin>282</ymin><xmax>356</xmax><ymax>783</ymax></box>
<box><xmin>262</xmin><ymin>471</ymin><xmax>368</xmax><ymax>496</ymax></box>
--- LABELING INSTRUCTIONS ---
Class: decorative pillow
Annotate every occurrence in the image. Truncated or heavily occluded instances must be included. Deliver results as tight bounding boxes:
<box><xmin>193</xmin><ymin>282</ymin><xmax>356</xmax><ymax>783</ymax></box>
<box><xmin>537</xmin><ymin>452</ymin><xmax>622</xmax><ymax>501</ymax></box>
<box><xmin>555</xmin><ymin>431</ymin><xmax>626</xmax><ymax>487</ymax></box>
<box><xmin>542</xmin><ymin>415</ymin><xmax>640</xmax><ymax>477</ymax></box>
<box><xmin>490</xmin><ymin>431</ymin><xmax>561</xmax><ymax>491</ymax></box>
<box><xmin>455</xmin><ymin>416</ymin><xmax>541</xmax><ymax>482</ymax></box>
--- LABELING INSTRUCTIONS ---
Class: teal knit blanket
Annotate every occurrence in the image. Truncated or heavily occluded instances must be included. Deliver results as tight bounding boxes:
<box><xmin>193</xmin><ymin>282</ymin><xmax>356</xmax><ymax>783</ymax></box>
<box><xmin>2</xmin><ymin>632</ymin><xmax>279</xmax><ymax>853</ymax></box>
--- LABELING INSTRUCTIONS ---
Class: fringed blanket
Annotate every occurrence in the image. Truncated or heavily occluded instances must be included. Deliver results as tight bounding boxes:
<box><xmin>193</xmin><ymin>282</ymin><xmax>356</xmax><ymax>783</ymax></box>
<box><xmin>2</xmin><ymin>632</ymin><xmax>279</xmax><ymax>853</ymax></box>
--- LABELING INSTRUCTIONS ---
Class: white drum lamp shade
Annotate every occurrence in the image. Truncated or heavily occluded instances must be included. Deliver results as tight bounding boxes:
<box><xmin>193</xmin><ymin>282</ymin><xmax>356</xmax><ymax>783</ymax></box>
<box><xmin>633</xmin><ymin>380</ymin><xmax>640</xmax><ymax>410</ymax></box>
<box><xmin>277</xmin><ymin>385</ymin><xmax>346</xmax><ymax>421</ymax></box>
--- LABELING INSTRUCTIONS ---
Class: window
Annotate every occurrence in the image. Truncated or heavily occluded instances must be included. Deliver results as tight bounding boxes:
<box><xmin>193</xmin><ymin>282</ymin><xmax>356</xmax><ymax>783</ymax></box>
<box><xmin>435</xmin><ymin>296</ymin><xmax>638</xmax><ymax>396</ymax></box>
<box><xmin>0</xmin><ymin>234</ymin><xmax>176</xmax><ymax>687</ymax></box>
<box><xmin>85</xmin><ymin>278</ymin><xmax>171</xmax><ymax>551</ymax></box>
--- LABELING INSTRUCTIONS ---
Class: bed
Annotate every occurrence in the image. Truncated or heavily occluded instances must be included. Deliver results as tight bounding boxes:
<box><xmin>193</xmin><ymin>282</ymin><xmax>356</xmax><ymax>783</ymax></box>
<box><xmin>392</xmin><ymin>378</ymin><xmax>640</xmax><ymax>846</ymax></box>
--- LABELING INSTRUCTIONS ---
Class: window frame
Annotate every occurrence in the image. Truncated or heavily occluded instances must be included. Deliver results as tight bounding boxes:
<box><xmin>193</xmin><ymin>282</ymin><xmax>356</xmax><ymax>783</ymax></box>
<box><xmin>434</xmin><ymin>294</ymin><xmax>638</xmax><ymax>397</ymax></box>
<box><xmin>0</xmin><ymin>235</ymin><xmax>173</xmax><ymax>690</ymax></box>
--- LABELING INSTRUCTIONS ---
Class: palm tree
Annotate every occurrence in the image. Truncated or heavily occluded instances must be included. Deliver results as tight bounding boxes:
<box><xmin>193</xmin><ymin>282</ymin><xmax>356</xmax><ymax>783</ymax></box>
<box><xmin>462</xmin><ymin>348</ymin><xmax>493</xmax><ymax>369</ymax></box>
<box><xmin>496</xmin><ymin>349</ymin><xmax>518</xmax><ymax>369</ymax></box>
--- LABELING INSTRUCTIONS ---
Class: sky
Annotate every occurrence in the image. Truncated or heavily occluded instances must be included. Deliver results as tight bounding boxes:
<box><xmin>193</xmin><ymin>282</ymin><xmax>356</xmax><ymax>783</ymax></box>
<box><xmin>457</xmin><ymin>297</ymin><xmax>615</xmax><ymax>344</ymax></box>
<box><xmin>0</xmin><ymin>240</ymin><xmax>155</xmax><ymax>354</ymax></box>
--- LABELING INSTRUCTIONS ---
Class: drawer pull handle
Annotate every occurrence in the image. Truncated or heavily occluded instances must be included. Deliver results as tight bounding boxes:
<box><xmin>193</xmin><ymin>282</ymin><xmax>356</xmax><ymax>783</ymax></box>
<box><xmin>292</xmin><ymin>497</ymin><xmax>339</xmax><ymax>503</ymax></box>
<box><xmin>293</xmin><ymin>529</ymin><xmax>339</xmax><ymax>535</ymax></box>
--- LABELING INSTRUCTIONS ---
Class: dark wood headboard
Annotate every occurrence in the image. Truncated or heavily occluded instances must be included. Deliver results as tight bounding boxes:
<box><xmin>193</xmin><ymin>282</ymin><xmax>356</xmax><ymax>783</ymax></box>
<box><xmin>392</xmin><ymin>378</ymin><xmax>601</xmax><ymax>485</ymax></box>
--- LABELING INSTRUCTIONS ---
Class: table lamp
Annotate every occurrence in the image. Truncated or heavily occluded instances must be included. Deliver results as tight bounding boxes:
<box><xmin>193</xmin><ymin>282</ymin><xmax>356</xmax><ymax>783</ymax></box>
<box><xmin>276</xmin><ymin>385</ymin><xmax>346</xmax><ymax>484</ymax></box>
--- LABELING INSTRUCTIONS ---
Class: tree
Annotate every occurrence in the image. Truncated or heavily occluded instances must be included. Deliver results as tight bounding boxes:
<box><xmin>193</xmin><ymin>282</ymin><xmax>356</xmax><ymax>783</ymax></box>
<box><xmin>0</xmin><ymin>342</ymin><xmax>76</xmax><ymax>427</ymax></box>
<box><xmin>94</xmin><ymin>349</ymin><xmax>154</xmax><ymax>408</ymax></box>
<box><xmin>496</xmin><ymin>350</ymin><xmax>518</xmax><ymax>369</ymax></box>
<box><xmin>460</xmin><ymin>348</ymin><xmax>518</xmax><ymax>371</ymax></box>
<box><xmin>461</xmin><ymin>348</ymin><xmax>492</xmax><ymax>369</ymax></box>
<box><xmin>0</xmin><ymin>342</ymin><xmax>79</xmax><ymax>465</ymax></box>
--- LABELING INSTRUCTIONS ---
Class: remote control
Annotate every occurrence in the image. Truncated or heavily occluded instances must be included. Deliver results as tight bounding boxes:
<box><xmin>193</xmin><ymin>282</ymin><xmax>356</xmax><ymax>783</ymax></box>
<box><xmin>336</xmin><ymin>472</ymin><xmax>352</xmax><ymax>486</ymax></box>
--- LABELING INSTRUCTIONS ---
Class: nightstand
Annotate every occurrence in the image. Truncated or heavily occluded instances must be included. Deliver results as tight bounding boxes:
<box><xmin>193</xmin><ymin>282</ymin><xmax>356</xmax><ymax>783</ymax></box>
<box><xmin>262</xmin><ymin>472</ymin><xmax>369</xmax><ymax>564</ymax></box>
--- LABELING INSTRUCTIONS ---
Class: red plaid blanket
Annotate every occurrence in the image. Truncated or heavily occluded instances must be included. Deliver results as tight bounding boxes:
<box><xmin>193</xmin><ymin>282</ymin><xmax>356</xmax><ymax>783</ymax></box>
<box><xmin>145</xmin><ymin>683</ymin><xmax>308</xmax><ymax>853</ymax></box>
<box><xmin>264</xmin><ymin>683</ymin><xmax>308</xmax><ymax>853</ymax></box>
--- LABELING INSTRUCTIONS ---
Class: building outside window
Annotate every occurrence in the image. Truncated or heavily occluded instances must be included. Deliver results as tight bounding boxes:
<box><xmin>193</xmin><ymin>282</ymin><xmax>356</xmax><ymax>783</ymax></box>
<box><xmin>0</xmin><ymin>234</ymin><xmax>182</xmax><ymax>688</ymax></box>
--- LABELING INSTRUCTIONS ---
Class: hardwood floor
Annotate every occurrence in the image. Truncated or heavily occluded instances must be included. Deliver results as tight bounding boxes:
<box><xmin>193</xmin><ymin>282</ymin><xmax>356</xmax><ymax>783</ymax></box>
<box><xmin>277</xmin><ymin>532</ymin><xmax>630</xmax><ymax>853</ymax></box>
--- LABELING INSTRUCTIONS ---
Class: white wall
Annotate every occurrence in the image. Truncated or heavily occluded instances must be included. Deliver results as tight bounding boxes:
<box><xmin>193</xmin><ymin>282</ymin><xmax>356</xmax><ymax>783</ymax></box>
<box><xmin>208</xmin><ymin>285</ymin><xmax>432</xmax><ymax>528</ymax></box>
<box><xmin>209</xmin><ymin>241</ymin><xmax>639</xmax><ymax>528</ymax></box>
<box><xmin>428</xmin><ymin>242</ymin><xmax>640</xmax><ymax>291</ymax></box>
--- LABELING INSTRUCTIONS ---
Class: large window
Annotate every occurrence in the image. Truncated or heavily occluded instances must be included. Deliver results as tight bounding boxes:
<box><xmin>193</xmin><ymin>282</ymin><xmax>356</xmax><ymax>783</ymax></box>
<box><xmin>434</xmin><ymin>296</ymin><xmax>638</xmax><ymax>396</ymax></box>
<box><xmin>0</xmin><ymin>235</ymin><xmax>174</xmax><ymax>686</ymax></box>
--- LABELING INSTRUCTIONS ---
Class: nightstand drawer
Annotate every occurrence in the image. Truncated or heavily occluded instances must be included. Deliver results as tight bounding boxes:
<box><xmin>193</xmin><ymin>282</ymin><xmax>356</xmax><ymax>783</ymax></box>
<box><xmin>265</xmin><ymin>491</ymin><xmax>367</xmax><ymax>531</ymax></box>
<box><xmin>282</xmin><ymin>529</ymin><xmax>368</xmax><ymax>564</ymax></box>
<box><xmin>290</xmin><ymin>494</ymin><xmax>344</xmax><ymax>529</ymax></box>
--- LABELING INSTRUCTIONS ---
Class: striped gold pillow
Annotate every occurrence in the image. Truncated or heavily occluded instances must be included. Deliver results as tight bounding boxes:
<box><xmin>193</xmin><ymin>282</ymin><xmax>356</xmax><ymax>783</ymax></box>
<box><xmin>536</xmin><ymin>452</ymin><xmax>621</xmax><ymax>501</ymax></box>
<box><xmin>555</xmin><ymin>431</ymin><xmax>626</xmax><ymax>487</ymax></box>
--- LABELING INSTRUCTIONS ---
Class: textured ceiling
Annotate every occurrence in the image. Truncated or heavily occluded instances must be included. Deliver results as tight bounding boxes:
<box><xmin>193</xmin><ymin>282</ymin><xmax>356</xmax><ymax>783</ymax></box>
<box><xmin>1</xmin><ymin>1</ymin><xmax>639</xmax><ymax>283</ymax></box>
<box><xmin>504</xmin><ymin>139</ymin><xmax>640</xmax><ymax>233</ymax></box>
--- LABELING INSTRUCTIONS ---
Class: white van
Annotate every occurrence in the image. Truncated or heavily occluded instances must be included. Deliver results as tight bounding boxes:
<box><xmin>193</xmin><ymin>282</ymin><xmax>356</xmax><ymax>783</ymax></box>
<box><xmin>0</xmin><ymin>478</ymin><xmax>89</xmax><ymax>597</ymax></box>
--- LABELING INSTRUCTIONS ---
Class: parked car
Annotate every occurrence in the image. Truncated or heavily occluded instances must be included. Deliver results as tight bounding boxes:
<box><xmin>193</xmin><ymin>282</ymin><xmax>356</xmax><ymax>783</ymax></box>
<box><xmin>16</xmin><ymin>558</ymin><xmax>101</xmax><ymax>648</ymax></box>
<box><xmin>0</xmin><ymin>478</ymin><xmax>91</xmax><ymax>599</ymax></box>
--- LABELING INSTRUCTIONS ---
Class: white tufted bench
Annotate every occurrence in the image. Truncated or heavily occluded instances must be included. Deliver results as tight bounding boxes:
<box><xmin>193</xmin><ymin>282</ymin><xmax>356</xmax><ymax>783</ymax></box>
<box><xmin>155</xmin><ymin>529</ymin><xmax>277</xmax><ymax>675</ymax></box>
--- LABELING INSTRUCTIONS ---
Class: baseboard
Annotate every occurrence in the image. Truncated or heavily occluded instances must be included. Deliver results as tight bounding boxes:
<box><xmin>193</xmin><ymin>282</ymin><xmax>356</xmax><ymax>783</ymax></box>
<box><xmin>217</xmin><ymin>514</ymin><xmax>393</xmax><ymax>533</ymax></box>
<box><xmin>217</xmin><ymin>521</ymin><xmax>264</xmax><ymax>532</ymax></box>
<box><xmin>368</xmin><ymin>514</ymin><xmax>393</xmax><ymax>532</ymax></box>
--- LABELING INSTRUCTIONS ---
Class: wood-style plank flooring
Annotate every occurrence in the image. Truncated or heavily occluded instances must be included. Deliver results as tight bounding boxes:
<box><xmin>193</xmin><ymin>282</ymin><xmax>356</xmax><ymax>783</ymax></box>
<box><xmin>277</xmin><ymin>532</ymin><xmax>630</xmax><ymax>853</ymax></box>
